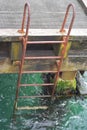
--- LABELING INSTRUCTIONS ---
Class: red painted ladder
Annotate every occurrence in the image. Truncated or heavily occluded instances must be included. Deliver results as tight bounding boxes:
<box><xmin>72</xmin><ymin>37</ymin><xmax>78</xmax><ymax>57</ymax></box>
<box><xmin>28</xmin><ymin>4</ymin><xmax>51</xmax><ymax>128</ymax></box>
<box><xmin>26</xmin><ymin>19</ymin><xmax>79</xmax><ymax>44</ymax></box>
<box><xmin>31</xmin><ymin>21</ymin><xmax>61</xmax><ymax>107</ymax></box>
<box><xmin>13</xmin><ymin>3</ymin><xmax>75</xmax><ymax>111</ymax></box>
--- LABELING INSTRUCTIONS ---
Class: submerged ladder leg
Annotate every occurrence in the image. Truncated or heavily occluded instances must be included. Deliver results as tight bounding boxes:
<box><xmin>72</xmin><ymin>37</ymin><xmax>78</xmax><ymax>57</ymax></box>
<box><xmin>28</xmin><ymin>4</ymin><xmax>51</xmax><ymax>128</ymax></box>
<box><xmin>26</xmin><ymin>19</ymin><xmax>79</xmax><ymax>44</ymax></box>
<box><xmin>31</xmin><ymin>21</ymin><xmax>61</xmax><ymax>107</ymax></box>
<box><xmin>13</xmin><ymin>39</ymin><xmax>27</xmax><ymax>111</ymax></box>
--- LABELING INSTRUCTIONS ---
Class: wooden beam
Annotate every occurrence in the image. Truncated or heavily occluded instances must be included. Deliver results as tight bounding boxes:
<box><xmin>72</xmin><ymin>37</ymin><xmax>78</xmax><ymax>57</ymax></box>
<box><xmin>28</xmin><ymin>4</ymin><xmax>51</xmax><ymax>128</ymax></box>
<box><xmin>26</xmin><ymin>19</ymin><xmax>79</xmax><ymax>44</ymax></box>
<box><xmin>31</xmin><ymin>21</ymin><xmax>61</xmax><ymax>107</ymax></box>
<box><xmin>0</xmin><ymin>29</ymin><xmax>87</xmax><ymax>73</ymax></box>
<box><xmin>0</xmin><ymin>29</ymin><xmax>87</xmax><ymax>42</ymax></box>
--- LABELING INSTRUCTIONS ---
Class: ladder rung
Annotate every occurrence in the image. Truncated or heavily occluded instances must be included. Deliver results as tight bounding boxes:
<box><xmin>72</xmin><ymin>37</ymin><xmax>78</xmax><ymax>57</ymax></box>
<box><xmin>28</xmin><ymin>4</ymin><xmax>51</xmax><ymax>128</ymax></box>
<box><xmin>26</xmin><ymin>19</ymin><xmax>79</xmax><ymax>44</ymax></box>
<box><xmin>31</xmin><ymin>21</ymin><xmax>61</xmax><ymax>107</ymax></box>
<box><xmin>22</xmin><ymin>70</ymin><xmax>58</xmax><ymax>73</ymax></box>
<box><xmin>16</xmin><ymin>106</ymin><xmax>48</xmax><ymax>110</ymax></box>
<box><xmin>19</xmin><ymin>83</ymin><xmax>54</xmax><ymax>87</ymax></box>
<box><xmin>27</xmin><ymin>40</ymin><xmax>65</xmax><ymax>44</ymax></box>
<box><xmin>24</xmin><ymin>56</ymin><xmax>61</xmax><ymax>60</ymax></box>
<box><xmin>18</xmin><ymin>95</ymin><xmax>51</xmax><ymax>98</ymax></box>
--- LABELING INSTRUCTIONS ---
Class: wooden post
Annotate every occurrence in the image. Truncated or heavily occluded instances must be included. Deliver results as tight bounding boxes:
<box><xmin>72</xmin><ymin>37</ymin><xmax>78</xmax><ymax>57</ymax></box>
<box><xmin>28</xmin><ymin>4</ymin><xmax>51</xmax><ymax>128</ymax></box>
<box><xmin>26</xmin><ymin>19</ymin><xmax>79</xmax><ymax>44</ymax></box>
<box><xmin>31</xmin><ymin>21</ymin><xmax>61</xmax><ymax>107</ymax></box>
<box><xmin>10</xmin><ymin>42</ymin><xmax>22</xmax><ymax>61</ymax></box>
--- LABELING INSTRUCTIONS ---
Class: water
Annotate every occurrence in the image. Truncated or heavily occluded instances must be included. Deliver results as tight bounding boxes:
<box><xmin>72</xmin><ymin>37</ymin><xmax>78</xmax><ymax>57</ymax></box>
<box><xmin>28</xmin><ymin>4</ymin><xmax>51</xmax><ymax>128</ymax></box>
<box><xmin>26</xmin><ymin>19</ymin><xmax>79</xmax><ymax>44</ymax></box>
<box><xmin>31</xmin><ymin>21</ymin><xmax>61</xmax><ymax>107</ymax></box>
<box><xmin>0</xmin><ymin>73</ymin><xmax>87</xmax><ymax>130</ymax></box>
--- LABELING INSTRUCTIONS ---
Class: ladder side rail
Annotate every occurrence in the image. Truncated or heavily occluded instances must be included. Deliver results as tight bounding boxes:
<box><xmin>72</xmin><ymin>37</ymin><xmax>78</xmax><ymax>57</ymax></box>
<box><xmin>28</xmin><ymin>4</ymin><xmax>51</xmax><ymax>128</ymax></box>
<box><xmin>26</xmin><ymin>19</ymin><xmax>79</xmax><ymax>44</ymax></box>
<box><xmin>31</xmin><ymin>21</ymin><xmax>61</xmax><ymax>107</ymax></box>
<box><xmin>52</xmin><ymin>4</ymin><xmax>75</xmax><ymax>97</ymax></box>
<box><xmin>51</xmin><ymin>38</ymin><xmax>66</xmax><ymax>96</ymax></box>
<box><xmin>13</xmin><ymin>38</ymin><xmax>27</xmax><ymax>114</ymax></box>
<box><xmin>18</xmin><ymin>2</ymin><xmax>30</xmax><ymax>40</ymax></box>
<box><xmin>14</xmin><ymin>3</ymin><xmax>30</xmax><ymax>113</ymax></box>
<box><xmin>15</xmin><ymin>38</ymin><xmax>26</xmax><ymax>101</ymax></box>
<box><xmin>17</xmin><ymin>38</ymin><xmax>27</xmax><ymax>86</ymax></box>
<box><xmin>15</xmin><ymin>2</ymin><xmax>30</xmax><ymax>101</ymax></box>
<box><xmin>60</xmin><ymin>4</ymin><xmax>75</xmax><ymax>41</ymax></box>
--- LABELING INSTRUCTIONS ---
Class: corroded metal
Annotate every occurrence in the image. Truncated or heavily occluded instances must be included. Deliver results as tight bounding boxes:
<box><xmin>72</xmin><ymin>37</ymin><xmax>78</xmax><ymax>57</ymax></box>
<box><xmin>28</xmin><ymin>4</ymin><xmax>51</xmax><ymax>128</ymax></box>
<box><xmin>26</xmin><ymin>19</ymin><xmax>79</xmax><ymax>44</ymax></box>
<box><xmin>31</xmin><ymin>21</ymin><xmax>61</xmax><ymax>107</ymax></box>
<box><xmin>14</xmin><ymin>3</ymin><xmax>30</xmax><ymax>111</ymax></box>
<box><xmin>60</xmin><ymin>4</ymin><xmax>75</xmax><ymax>40</ymax></box>
<box><xmin>14</xmin><ymin>3</ymin><xmax>75</xmax><ymax>111</ymax></box>
<box><xmin>18</xmin><ymin>2</ymin><xmax>30</xmax><ymax>39</ymax></box>
<box><xmin>52</xmin><ymin>4</ymin><xmax>75</xmax><ymax>96</ymax></box>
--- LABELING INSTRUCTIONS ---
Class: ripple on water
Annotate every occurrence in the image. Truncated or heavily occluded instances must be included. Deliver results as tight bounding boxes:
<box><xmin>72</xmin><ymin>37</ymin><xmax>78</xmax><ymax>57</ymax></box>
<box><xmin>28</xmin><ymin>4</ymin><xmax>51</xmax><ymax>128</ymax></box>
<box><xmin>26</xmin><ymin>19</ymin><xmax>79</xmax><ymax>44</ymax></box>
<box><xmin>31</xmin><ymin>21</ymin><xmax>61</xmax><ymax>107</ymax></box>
<box><xmin>0</xmin><ymin>73</ymin><xmax>87</xmax><ymax>130</ymax></box>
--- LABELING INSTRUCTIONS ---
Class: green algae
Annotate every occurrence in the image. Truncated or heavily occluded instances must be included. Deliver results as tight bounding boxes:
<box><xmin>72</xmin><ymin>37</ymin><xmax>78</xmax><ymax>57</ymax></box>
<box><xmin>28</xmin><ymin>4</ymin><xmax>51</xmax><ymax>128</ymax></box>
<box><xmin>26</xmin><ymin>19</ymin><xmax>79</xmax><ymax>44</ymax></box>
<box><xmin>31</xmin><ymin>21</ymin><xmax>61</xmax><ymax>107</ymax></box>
<box><xmin>56</xmin><ymin>78</ymin><xmax>76</xmax><ymax>94</ymax></box>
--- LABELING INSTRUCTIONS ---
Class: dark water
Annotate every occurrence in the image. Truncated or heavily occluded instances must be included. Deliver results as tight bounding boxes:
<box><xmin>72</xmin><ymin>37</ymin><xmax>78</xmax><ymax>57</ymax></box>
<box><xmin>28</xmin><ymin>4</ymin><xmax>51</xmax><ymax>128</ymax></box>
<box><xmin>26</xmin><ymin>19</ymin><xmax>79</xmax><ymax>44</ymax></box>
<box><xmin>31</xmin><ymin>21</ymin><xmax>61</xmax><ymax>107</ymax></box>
<box><xmin>0</xmin><ymin>73</ymin><xmax>87</xmax><ymax>130</ymax></box>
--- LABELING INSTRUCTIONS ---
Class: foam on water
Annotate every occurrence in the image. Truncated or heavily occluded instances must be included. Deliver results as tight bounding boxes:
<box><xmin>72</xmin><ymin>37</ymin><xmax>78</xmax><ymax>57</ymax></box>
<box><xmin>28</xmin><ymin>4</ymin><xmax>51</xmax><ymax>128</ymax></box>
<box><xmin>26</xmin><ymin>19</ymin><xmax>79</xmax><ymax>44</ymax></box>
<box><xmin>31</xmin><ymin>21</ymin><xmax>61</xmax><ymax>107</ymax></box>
<box><xmin>0</xmin><ymin>73</ymin><xmax>87</xmax><ymax>130</ymax></box>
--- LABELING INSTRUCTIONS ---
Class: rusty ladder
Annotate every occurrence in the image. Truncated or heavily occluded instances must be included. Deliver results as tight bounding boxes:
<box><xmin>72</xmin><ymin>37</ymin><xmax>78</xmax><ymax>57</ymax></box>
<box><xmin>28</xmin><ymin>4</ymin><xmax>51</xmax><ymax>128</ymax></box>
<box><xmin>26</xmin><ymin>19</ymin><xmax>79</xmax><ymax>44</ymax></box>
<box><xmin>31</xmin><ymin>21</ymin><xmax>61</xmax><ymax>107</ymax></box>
<box><xmin>13</xmin><ymin>3</ymin><xmax>75</xmax><ymax>111</ymax></box>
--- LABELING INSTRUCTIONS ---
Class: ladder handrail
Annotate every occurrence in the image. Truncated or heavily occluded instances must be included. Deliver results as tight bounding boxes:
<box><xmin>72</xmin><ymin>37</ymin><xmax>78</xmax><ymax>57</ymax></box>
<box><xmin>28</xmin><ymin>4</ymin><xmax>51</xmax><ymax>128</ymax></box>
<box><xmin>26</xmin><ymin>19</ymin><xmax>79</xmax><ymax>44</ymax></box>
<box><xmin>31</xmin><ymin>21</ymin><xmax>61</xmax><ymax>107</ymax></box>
<box><xmin>60</xmin><ymin>4</ymin><xmax>75</xmax><ymax>41</ymax></box>
<box><xmin>18</xmin><ymin>3</ymin><xmax>75</xmax><ymax>43</ymax></box>
<box><xmin>18</xmin><ymin>3</ymin><xmax>30</xmax><ymax>40</ymax></box>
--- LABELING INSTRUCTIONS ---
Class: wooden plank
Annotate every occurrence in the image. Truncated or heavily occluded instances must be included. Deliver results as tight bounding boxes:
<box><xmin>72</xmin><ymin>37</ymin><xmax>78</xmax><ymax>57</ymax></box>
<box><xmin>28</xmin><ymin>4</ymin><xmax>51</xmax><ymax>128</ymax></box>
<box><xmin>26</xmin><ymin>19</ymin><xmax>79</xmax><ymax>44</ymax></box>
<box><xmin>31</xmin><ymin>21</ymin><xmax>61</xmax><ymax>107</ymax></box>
<box><xmin>11</xmin><ymin>42</ymin><xmax>22</xmax><ymax>61</ymax></box>
<box><xmin>0</xmin><ymin>29</ymin><xmax>87</xmax><ymax>42</ymax></box>
<box><xmin>0</xmin><ymin>0</ymin><xmax>87</xmax><ymax>29</ymax></box>
<box><xmin>0</xmin><ymin>29</ymin><xmax>87</xmax><ymax>37</ymax></box>
<box><xmin>0</xmin><ymin>56</ymin><xmax>87</xmax><ymax>73</ymax></box>
<box><xmin>0</xmin><ymin>29</ymin><xmax>87</xmax><ymax>73</ymax></box>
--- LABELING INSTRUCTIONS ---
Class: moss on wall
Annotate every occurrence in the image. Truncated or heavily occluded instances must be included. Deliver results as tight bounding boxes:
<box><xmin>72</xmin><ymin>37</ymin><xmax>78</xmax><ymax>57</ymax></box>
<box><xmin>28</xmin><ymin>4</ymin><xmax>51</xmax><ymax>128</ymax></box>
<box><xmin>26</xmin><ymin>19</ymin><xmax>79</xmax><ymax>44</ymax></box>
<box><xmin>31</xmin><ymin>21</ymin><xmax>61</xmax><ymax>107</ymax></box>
<box><xmin>56</xmin><ymin>78</ymin><xmax>76</xmax><ymax>94</ymax></box>
<box><xmin>59</xmin><ymin>41</ymin><xmax>71</xmax><ymax>58</ymax></box>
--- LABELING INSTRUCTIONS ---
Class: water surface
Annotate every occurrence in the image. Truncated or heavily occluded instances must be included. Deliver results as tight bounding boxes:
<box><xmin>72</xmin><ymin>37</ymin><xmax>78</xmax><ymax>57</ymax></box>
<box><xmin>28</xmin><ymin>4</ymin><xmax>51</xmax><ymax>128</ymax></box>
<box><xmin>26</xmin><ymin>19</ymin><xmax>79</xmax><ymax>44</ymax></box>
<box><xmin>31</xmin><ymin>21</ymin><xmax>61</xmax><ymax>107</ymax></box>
<box><xmin>0</xmin><ymin>73</ymin><xmax>87</xmax><ymax>130</ymax></box>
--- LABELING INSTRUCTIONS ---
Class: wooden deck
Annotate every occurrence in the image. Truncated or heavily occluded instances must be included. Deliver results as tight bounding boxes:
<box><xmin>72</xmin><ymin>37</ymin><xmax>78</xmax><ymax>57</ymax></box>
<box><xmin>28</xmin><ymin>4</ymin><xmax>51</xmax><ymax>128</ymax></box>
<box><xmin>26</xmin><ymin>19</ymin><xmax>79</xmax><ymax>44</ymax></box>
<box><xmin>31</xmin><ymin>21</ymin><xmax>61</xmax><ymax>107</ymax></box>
<box><xmin>0</xmin><ymin>29</ymin><xmax>87</xmax><ymax>73</ymax></box>
<box><xmin>0</xmin><ymin>0</ymin><xmax>87</xmax><ymax>29</ymax></box>
<box><xmin>0</xmin><ymin>0</ymin><xmax>87</xmax><ymax>73</ymax></box>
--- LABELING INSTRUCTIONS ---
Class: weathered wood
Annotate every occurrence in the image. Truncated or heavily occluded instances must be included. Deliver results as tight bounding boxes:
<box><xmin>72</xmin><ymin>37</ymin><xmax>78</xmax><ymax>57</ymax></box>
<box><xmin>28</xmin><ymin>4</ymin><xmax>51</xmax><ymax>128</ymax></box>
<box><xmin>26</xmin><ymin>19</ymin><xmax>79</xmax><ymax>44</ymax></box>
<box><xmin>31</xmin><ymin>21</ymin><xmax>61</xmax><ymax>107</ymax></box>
<box><xmin>0</xmin><ymin>29</ymin><xmax>87</xmax><ymax>73</ymax></box>
<box><xmin>11</xmin><ymin>42</ymin><xmax>22</xmax><ymax>61</ymax></box>
<box><xmin>61</xmin><ymin>71</ymin><xmax>77</xmax><ymax>80</ymax></box>
<box><xmin>0</xmin><ymin>29</ymin><xmax>87</xmax><ymax>41</ymax></box>
<box><xmin>0</xmin><ymin>56</ymin><xmax>87</xmax><ymax>73</ymax></box>
<box><xmin>0</xmin><ymin>29</ymin><xmax>87</xmax><ymax>61</ymax></box>
<box><xmin>0</xmin><ymin>0</ymin><xmax>87</xmax><ymax>29</ymax></box>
